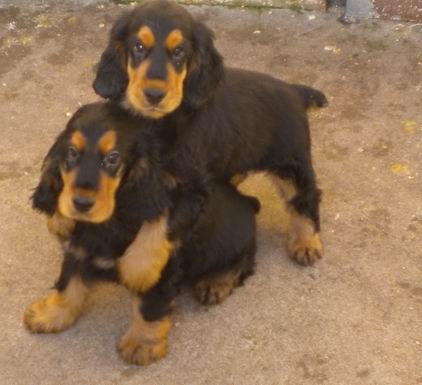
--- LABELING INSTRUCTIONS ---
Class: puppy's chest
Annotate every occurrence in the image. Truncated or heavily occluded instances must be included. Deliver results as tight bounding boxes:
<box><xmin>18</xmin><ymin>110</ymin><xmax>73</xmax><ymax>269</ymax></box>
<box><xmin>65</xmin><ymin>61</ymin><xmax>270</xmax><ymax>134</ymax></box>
<box><xmin>69</xmin><ymin>219</ymin><xmax>141</xmax><ymax>261</ymax></box>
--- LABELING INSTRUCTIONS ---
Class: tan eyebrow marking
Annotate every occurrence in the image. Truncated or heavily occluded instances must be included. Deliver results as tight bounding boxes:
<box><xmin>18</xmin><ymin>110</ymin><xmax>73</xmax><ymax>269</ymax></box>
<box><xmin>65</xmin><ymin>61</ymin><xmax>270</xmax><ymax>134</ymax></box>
<box><xmin>70</xmin><ymin>131</ymin><xmax>85</xmax><ymax>151</ymax></box>
<box><xmin>138</xmin><ymin>26</ymin><xmax>155</xmax><ymax>49</ymax></box>
<box><xmin>98</xmin><ymin>130</ymin><xmax>117</xmax><ymax>155</ymax></box>
<box><xmin>165</xmin><ymin>29</ymin><xmax>183</xmax><ymax>51</ymax></box>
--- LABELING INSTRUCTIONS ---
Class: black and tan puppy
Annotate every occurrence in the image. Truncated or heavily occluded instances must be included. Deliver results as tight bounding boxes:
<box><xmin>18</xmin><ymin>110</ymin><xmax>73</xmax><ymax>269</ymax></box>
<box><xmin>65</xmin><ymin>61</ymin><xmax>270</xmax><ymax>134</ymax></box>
<box><xmin>93</xmin><ymin>0</ymin><xmax>328</xmax><ymax>267</ymax></box>
<box><xmin>24</xmin><ymin>102</ymin><xmax>259</xmax><ymax>365</ymax></box>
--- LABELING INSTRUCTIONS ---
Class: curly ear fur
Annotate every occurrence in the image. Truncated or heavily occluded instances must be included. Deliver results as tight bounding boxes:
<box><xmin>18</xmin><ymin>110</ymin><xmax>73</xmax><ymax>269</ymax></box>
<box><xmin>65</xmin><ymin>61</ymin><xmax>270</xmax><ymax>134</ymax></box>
<box><xmin>117</xmin><ymin>144</ymin><xmax>173</xmax><ymax>222</ymax></box>
<box><xmin>93</xmin><ymin>12</ymin><xmax>130</xmax><ymax>100</ymax></box>
<box><xmin>32</xmin><ymin>151</ymin><xmax>63</xmax><ymax>216</ymax></box>
<box><xmin>183</xmin><ymin>21</ymin><xmax>224</xmax><ymax>109</ymax></box>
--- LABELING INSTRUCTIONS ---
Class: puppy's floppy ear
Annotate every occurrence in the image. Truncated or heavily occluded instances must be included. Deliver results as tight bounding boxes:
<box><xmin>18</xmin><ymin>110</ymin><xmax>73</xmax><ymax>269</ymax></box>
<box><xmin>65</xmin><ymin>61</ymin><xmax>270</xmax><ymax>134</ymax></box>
<box><xmin>93</xmin><ymin>12</ymin><xmax>130</xmax><ymax>100</ymax></box>
<box><xmin>32</xmin><ymin>138</ymin><xmax>65</xmax><ymax>216</ymax></box>
<box><xmin>183</xmin><ymin>21</ymin><xmax>224</xmax><ymax>109</ymax></box>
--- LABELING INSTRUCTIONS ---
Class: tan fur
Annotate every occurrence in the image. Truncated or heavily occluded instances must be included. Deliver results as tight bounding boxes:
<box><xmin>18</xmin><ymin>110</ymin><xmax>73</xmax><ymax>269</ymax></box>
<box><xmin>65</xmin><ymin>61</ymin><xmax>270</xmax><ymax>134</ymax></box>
<box><xmin>92</xmin><ymin>257</ymin><xmax>116</xmax><ymax>270</ymax></box>
<box><xmin>23</xmin><ymin>276</ymin><xmax>88</xmax><ymax>333</ymax></box>
<box><xmin>270</xmin><ymin>176</ymin><xmax>297</xmax><ymax>201</ymax></box>
<box><xmin>126</xmin><ymin>53</ymin><xmax>187</xmax><ymax>118</ymax></box>
<box><xmin>118</xmin><ymin>213</ymin><xmax>174</xmax><ymax>293</ymax></box>
<box><xmin>118</xmin><ymin>297</ymin><xmax>170</xmax><ymax>365</ymax></box>
<box><xmin>165</xmin><ymin>29</ymin><xmax>183</xmax><ymax>50</ymax></box>
<box><xmin>67</xmin><ymin>244</ymin><xmax>87</xmax><ymax>261</ymax></box>
<box><xmin>70</xmin><ymin>131</ymin><xmax>85</xmax><ymax>151</ymax></box>
<box><xmin>46</xmin><ymin>211</ymin><xmax>75</xmax><ymax>241</ymax></box>
<box><xmin>98</xmin><ymin>130</ymin><xmax>117</xmax><ymax>155</ymax></box>
<box><xmin>138</xmin><ymin>26</ymin><xmax>155</xmax><ymax>49</ymax></box>
<box><xmin>288</xmin><ymin>210</ymin><xmax>323</xmax><ymax>266</ymax></box>
<box><xmin>271</xmin><ymin>175</ymin><xmax>323</xmax><ymax>265</ymax></box>
<box><xmin>194</xmin><ymin>268</ymin><xmax>242</xmax><ymax>305</ymax></box>
<box><xmin>58</xmin><ymin>168</ymin><xmax>121</xmax><ymax>224</ymax></box>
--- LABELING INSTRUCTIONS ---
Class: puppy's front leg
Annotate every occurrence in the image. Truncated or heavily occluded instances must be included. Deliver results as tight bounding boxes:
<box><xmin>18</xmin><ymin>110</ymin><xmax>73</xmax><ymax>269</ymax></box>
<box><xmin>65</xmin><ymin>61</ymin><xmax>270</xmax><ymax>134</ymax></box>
<box><xmin>118</xmin><ymin>296</ymin><xmax>171</xmax><ymax>366</ymax></box>
<box><xmin>118</xmin><ymin>213</ymin><xmax>175</xmax><ymax>294</ymax></box>
<box><xmin>23</xmin><ymin>249</ymin><xmax>89</xmax><ymax>333</ymax></box>
<box><xmin>118</xmin><ymin>256</ymin><xmax>181</xmax><ymax>365</ymax></box>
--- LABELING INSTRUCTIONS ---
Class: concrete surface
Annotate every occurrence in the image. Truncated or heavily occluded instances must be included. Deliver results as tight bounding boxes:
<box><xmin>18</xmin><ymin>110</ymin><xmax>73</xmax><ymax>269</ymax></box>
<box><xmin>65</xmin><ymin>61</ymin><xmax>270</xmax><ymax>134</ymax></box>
<box><xmin>0</xmin><ymin>2</ymin><xmax>421</xmax><ymax>385</ymax></box>
<box><xmin>179</xmin><ymin>0</ymin><xmax>327</xmax><ymax>12</ymax></box>
<box><xmin>374</xmin><ymin>0</ymin><xmax>422</xmax><ymax>22</ymax></box>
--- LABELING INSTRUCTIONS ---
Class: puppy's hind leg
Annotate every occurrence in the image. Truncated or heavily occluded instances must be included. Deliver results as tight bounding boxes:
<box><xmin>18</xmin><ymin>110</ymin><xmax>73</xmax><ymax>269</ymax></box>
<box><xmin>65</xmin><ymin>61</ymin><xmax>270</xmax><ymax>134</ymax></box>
<box><xmin>271</xmin><ymin>163</ymin><xmax>323</xmax><ymax>266</ymax></box>
<box><xmin>193</xmin><ymin>250</ymin><xmax>255</xmax><ymax>306</ymax></box>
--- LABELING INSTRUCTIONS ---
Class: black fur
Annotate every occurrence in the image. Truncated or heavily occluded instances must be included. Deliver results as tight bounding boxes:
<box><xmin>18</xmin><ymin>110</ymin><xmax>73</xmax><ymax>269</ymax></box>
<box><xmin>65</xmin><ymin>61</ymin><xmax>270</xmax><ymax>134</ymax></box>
<box><xmin>93</xmin><ymin>12</ymin><xmax>131</xmax><ymax>100</ymax></box>
<box><xmin>32</xmin><ymin>102</ymin><xmax>258</xmax><ymax>321</ymax></box>
<box><xmin>93</xmin><ymin>0</ymin><xmax>224</xmax><ymax>110</ymax></box>
<box><xmin>93</xmin><ymin>0</ymin><xmax>327</xmax><ymax>235</ymax></box>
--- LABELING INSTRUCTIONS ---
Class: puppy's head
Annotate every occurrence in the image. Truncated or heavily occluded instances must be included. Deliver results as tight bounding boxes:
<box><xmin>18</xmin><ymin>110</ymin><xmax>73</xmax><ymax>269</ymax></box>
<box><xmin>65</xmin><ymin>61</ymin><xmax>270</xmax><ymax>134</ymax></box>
<box><xmin>93</xmin><ymin>0</ymin><xmax>224</xmax><ymax>118</ymax></box>
<box><xmin>32</xmin><ymin>103</ymin><xmax>140</xmax><ymax>223</ymax></box>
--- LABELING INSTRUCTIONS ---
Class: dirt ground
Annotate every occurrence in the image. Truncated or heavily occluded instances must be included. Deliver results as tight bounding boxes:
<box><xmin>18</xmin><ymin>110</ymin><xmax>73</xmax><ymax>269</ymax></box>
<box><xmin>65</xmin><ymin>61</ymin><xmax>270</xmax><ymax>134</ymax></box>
<box><xmin>0</xmin><ymin>2</ymin><xmax>421</xmax><ymax>385</ymax></box>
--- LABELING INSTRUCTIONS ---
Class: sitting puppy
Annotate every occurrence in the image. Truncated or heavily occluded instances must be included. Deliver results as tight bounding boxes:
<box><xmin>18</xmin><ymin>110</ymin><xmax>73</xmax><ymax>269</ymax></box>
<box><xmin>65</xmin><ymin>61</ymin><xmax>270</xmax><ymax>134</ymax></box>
<box><xmin>24</xmin><ymin>102</ymin><xmax>259</xmax><ymax>365</ymax></box>
<box><xmin>93</xmin><ymin>0</ymin><xmax>328</xmax><ymax>268</ymax></box>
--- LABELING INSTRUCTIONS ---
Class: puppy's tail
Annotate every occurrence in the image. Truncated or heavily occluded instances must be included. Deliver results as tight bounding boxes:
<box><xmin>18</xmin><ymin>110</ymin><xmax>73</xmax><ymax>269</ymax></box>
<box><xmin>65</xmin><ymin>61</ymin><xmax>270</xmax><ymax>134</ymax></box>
<box><xmin>293</xmin><ymin>84</ymin><xmax>328</xmax><ymax>109</ymax></box>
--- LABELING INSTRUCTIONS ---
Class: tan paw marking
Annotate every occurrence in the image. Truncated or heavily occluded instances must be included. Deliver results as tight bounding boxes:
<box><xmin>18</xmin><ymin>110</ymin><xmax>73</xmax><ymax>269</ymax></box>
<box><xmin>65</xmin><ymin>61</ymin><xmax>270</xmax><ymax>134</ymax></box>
<box><xmin>47</xmin><ymin>212</ymin><xmax>75</xmax><ymax>243</ymax></box>
<box><xmin>23</xmin><ymin>277</ymin><xmax>87</xmax><ymax>333</ymax></box>
<box><xmin>194</xmin><ymin>269</ymin><xmax>242</xmax><ymax>305</ymax></box>
<box><xmin>118</xmin><ymin>298</ymin><xmax>170</xmax><ymax>366</ymax></box>
<box><xmin>289</xmin><ymin>233</ymin><xmax>323</xmax><ymax>266</ymax></box>
<box><xmin>288</xmin><ymin>211</ymin><xmax>323</xmax><ymax>266</ymax></box>
<box><xmin>118</xmin><ymin>330</ymin><xmax>168</xmax><ymax>366</ymax></box>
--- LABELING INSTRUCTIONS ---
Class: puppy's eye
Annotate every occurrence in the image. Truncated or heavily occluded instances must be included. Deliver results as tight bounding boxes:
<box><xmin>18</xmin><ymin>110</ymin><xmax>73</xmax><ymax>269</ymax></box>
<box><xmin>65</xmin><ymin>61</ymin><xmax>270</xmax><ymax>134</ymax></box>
<box><xmin>102</xmin><ymin>151</ymin><xmax>121</xmax><ymax>171</ymax></box>
<box><xmin>134</xmin><ymin>42</ymin><xmax>146</xmax><ymax>55</ymax></box>
<box><xmin>66</xmin><ymin>146</ymin><xmax>79</xmax><ymax>165</ymax></box>
<box><xmin>172</xmin><ymin>46</ymin><xmax>184</xmax><ymax>60</ymax></box>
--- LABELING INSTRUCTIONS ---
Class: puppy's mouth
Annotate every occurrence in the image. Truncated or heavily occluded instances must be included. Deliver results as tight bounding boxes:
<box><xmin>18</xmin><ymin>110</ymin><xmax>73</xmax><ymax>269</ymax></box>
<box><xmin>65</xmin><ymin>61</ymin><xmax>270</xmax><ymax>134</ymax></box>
<box><xmin>132</xmin><ymin>103</ymin><xmax>170</xmax><ymax>119</ymax></box>
<box><xmin>144</xmin><ymin>105</ymin><xmax>166</xmax><ymax>115</ymax></box>
<box><xmin>63</xmin><ymin>208</ymin><xmax>94</xmax><ymax>222</ymax></box>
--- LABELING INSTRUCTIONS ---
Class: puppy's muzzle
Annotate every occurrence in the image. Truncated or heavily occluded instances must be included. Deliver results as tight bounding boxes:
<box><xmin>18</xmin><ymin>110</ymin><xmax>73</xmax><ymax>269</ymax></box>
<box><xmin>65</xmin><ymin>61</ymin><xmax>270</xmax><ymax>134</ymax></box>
<box><xmin>144</xmin><ymin>88</ymin><xmax>166</xmax><ymax>105</ymax></box>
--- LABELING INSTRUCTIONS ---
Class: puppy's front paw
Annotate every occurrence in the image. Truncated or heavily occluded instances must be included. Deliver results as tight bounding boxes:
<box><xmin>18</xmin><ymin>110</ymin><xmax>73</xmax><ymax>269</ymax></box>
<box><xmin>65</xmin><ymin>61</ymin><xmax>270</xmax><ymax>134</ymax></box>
<box><xmin>289</xmin><ymin>233</ymin><xmax>323</xmax><ymax>266</ymax></box>
<box><xmin>117</xmin><ymin>317</ymin><xmax>170</xmax><ymax>365</ymax></box>
<box><xmin>118</xmin><ymin>333</ymin><xmax>168</xmax><ymax>366</ymax></box>
<box><xmin>23</xmin><ymin>293</ymin><xmax>80</xmax><ymax>333</ymax></box>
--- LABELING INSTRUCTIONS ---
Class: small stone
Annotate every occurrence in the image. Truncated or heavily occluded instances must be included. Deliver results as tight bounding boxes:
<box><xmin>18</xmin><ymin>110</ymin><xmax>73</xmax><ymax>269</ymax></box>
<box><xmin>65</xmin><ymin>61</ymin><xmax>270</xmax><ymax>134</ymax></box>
<box><xmin>7</xmin><ymin>21</ymin><xmax>16</xmax><ymax>31</ymax></box>
<box><xmin>393</xmin><ymin>24</ymin><xmax>406</xmax><ymax>32</ymax></box>
<box><xmin>308</xmin><ymin>14</ymin><xmax>316</xmax><ymax>20</ymax></box>
<box><xmin>99</xmin><ymin>23</ymin><xmax>105</xmax><ymax>28</ymax></box>
<box><xmin>391</xmin><ymin>163</ymin><xmax>410</xmax><ymax>175</ymax></box>
<box><xmin>253</xmin><ymin>30</ymin><xmax>261</xmax><ymax>34</ymax></box>
<box><xmin>324</xmin><ymin>45</ymin><xmax>341</xmax><ymax>54</ymax></box>
<box><xmin>403</xmin><ymin>120</ymin><xmax>417</xmax><ymax>134</ymax></box>
<box><xmin>66</xmin><ymin>112</ymin><xmax>71</xmax><ymax>117</ymax></box>
<box><xmin>357</xmin><ymin>147</ymin><xmax>364</xmax><ymax>152</ymax></box>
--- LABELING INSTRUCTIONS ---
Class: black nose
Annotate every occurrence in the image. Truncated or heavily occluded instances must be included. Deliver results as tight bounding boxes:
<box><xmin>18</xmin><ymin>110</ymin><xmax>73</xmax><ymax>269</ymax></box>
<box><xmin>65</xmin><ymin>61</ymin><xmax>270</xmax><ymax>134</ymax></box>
<box><xmin>144</xmin><ymin>88</ymin><xmax>165</xmax><ymax>105</ymax></box>
<box><xmin>73</xmin><ymin>196</ymin><xmax>94</xmax><ymax>213</ymax></box>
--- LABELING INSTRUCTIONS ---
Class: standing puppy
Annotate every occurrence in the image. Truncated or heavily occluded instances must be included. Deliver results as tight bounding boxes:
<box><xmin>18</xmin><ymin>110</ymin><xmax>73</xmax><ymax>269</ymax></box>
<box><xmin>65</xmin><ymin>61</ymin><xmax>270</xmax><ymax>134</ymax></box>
<box><xmin>94</xmin><ymin>0</ymin><xmax>328</xmax><ymax>268</ymax></box>
<box><xmin>24</xmin><ymin>102</ymin><xmax>259</xmax><ymax>365</ymax></box>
